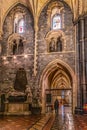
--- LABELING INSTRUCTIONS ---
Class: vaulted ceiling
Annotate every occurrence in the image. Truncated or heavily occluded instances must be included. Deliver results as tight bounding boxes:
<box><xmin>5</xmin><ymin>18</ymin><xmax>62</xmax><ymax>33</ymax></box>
<box><xmin>0</xmin><ymin>0</ymin><xmax>87</xmax><ymax>36</ymax></box>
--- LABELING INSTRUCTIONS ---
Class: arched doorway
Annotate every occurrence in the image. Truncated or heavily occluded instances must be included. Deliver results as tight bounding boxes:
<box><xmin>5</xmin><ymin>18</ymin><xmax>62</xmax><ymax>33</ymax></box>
<box><xmin>40</xmin><ymin>60</ymin><xmax>77</xmax><ymax>114</ymax></box>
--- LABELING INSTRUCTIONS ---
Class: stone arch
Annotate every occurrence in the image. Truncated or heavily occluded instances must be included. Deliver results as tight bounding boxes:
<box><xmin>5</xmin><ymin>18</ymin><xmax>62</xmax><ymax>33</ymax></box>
<box><xmin>2</xmin><ymin>2</ymin><xmax>33</xmax><ymax>30</ymax></box>
<box><xmin>38</xmin><ymin>0</ymin><xmax>73</xmax><ymax>25</ymax></box>
<box><xmin>39</xmin><ymin>59</ymin><xmax>77</xmax><ymax>113</ymax></box>
<box><xmin>47</xmin><ymin>1</ymin><xmax>64</xmax><ymax>29</ymax></box>
<box><xmin>2</xmin><ymin>2</ymin><xmax>34</xmax><ymax>56</ymax></box>
<box><xmin>45</xmin><ymin>30</ymin><xmax>66</xmax><ymax>52</ymax></box>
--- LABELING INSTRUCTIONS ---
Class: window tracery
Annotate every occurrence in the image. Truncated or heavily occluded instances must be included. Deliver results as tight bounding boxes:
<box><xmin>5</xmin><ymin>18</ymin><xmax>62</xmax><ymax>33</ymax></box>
<box><xmin>49</xmin><ymin>36</ymin><xmax>62</xmax><ymax>52</ymax></box>
<box><xmin>49</xmin><ymin>37</ymin><xmax>56</xmax><ymax>52</ymax></box>
<box><xmin>45</xmin><ymin>30</ymin><xmax>65</xmax><ymax>53</ymax></box>
<box><xmin>6</xmin><ymin>5</ymin><xmax>27</xmax><ymax>55</ymax></box>
<box><xmin>47</xmin><ymin>1</ymin><xmax>64</xmax><ymax>30</ymax></box>
<box><xmin>57</xmin><ymin>36</ymin><xmax>62</xmax><ymax>51</ymax></box>
<box><xmin>52</xmin><ymin>14</ymin><xmax>61</xmax><ymax>30</ymax></box>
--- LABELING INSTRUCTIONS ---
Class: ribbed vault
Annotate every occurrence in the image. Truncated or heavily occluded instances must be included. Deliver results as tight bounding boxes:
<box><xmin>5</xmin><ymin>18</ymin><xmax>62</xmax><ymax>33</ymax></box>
<box><xmin>47</xmin><ymin>63</ymin><xmax>72</xmax><ymax>90</ymax></box>
<box><xmin>40</xmin><ymin>60</ymin><xmax>74</xmax><ymax>92</ymax></box>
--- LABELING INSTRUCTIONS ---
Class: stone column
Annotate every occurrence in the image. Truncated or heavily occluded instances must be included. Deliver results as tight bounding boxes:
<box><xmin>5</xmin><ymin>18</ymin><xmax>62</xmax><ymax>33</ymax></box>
<box><xmin>76</xmin><ymin>23</ymin><xmax>81</xmax><ymax>108</ymax></box>
<box><xmin>80</xmin><ymin>18</ymin><xmax>86</xmax><ymax>105</ymax></box>
<box><xmin>79</xmin><ymin>18</ymin><xmax>84</xmax><ymax>108</ymax></box>
<box><xmin>77</xmin><ymin>18</ymin><xmax>86</xmax><ymax>110</ymax></box>
<box><xmin>84</xmin><ymin>16</ymin><xmax>87</xmax><ymax>103</ymax></box>
<box><xmin>0</xmin><ymin>4</ymin><xmax>3</xmax><ymax>56</ymax></box>
<box><xmin>34</xmin><ymin>20</ymin><xmax>38</xmax><ymax>76</ymax></box>
<box><xmin>75</xmin><ymin>17</ymin><xmax>87</xmax><ymax>114</ymax></box>
<box><xmin>0</xmin><ymin>1</ymin><xmax>3</xmax><ymax>41</ymax></box>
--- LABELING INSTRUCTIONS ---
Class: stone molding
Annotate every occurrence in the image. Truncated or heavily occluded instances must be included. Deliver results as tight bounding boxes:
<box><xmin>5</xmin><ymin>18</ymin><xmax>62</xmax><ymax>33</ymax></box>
<box><xmin>45</xmin><ymin>30</ymin><xmax>66</xmax><ymax>52</ymax></box>
<box><xmin>7</xmin><ymin>33</ymin><xmax>26</xmax><ymax>55</ymax></box>
<box><xmin>47</xmin><ymin>1</ymin><xmax>64</xmax><ymax>29</ymax></box>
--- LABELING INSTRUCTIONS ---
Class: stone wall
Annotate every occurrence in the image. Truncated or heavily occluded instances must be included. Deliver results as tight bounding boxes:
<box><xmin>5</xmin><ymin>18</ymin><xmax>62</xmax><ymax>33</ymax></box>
<box><xmin>0</xmin><ymin>4</ymin><xmax>34</xmax><ymax>91</ymax></box>
<box><xmin>37</xmin><ymin>0</ymin><xmax>75</xmax><ymax>84</ymax></box>
<box><xmin>0</xmin><ymin>1</ymin><xmax>75</xmax><ymax>103</ymax></box>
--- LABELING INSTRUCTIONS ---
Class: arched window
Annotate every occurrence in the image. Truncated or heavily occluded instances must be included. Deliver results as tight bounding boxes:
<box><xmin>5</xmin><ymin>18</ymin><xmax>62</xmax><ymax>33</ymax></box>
<box><xmin>14</xmin><ymin>13</ymin><xmax>24</xmax><ymax>34</ymax></box>
<box><xmin>49</xmin><ymin>38</ymin><xmax>56</xmax><ymax>52</ymax></box>
<box><xmin>12</xmin><ymin>38</ymin><xmax>24</xmax><ymax>55</ymax></box>
<box><xmin>49</xmin><ymin>37</ymin><xmax>62</xmax><ymax>52</ymax></box>
<box><xmin>18</xmin><ymin>19</ymin><xmax>24</xmax><ymax>33</ymax></box>
<box><xmin>7</xmin><ymin>34</ymin><xmax>25</xmax><ymax>55</ymax></box>
<box><xmin>56</xmin><ymin>37</ymin><xmax>62</xmax><ymax>51</ymax></box>
<box><xmin>52</xmin><ymin>14</ymin><xmax>61</xmax><ymax>30</ymax></box>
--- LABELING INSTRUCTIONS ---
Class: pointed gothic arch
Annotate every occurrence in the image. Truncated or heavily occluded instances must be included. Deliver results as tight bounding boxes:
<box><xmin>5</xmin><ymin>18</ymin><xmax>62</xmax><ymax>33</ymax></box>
<box><xmin>39</xmin><ymin>59</ymin><xmax>77</xmax><ymax>114</ymax></box>
<box><xmin>38</xmin><ymin>0</ymin><xmax>73</xmax><ymax>25</ymax></box>
<box><xmin>2</xmin><ymin>2</ymin><xmax>33</xmax><ymax>30</ymax></box>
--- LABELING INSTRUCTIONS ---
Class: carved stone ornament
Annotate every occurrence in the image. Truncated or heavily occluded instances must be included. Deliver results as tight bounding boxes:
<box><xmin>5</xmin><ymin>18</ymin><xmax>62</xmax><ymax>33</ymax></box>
<box><xmin>45</xmin><ymin>30</ymin><xmax>66</xmax><ymax>52</ymax></box>
<box><xmin>47</xmin><ymin>1</ymin><xmax>64</xmax><ymax>28</ymax></box>
<box><xmin>7</xmin><ymin>33</ymin><xmax>26</xmax><ymax>55</ymax></box>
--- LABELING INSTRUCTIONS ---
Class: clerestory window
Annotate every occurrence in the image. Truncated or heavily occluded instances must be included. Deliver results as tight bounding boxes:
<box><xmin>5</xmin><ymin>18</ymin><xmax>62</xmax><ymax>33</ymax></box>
<box><xmin>14</xmin><ymin>13</ymin><xmax>24</xmax><ymax>34</ymax></box>
<box><xmin>52</xmin><ymin>14</ymin><xmax>61</xmax><ymax>30</ymax></box>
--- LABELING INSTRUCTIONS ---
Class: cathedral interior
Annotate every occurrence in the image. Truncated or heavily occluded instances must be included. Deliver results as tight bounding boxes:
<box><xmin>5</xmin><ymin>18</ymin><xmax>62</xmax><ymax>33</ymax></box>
<box><xmin>0</xmin><ymin>0</ymin><xmax>87</xmax><ymax>130</ymax></box>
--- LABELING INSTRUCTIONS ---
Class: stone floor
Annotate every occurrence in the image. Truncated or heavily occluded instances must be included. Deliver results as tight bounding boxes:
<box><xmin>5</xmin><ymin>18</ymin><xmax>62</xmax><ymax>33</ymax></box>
<box><xmin>0</xmin><ymin>106</ymin><xmax>87</xmax><ymax>130</ymax></box>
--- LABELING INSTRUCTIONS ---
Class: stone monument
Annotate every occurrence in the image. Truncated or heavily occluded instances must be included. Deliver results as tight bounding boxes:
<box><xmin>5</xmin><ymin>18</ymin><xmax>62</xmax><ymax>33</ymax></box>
<box><xmin>4</xmin><ymin>68</ymin><xmax>31</xmax><ymax>115</ymax></box>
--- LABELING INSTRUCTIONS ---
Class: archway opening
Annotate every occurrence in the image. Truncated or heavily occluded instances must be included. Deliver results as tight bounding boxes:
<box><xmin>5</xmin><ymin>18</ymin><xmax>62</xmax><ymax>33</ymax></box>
<box><xmin>40</xmin><ymin>60</ymin><xmax>76</xmax><ymax>114</ymax></box>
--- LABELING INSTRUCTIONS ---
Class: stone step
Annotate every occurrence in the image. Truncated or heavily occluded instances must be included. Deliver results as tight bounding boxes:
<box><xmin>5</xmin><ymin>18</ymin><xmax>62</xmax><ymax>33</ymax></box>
<box><xmin>28</xmin><ymin>114</ymin><xmax>52</xmax><ymax>130</ymax></box>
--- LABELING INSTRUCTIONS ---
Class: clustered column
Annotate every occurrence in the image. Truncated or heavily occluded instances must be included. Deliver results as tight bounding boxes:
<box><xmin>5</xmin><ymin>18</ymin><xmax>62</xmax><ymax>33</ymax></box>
<box><xmin>77</xmin><ymin>16</ymin><xmax>87</xmax><ymax>110</ymax></box>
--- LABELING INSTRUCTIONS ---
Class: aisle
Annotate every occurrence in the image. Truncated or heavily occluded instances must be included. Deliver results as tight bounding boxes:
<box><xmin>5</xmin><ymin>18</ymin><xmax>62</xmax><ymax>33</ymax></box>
<box><xmin>51</xmin><ymin>106</ymin><xmax>75</xmax><ymax>130</ymax></box>
<box><xmin>51</xmin><ymin>114</ymin><xmax>75</xmax><ymax>130</ymax></box>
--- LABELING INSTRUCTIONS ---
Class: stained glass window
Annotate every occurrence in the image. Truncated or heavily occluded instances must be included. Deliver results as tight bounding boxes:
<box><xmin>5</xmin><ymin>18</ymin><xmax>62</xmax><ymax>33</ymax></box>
<box><xmin>52</xmin><ymin>15</ymin><xmax>61</xmax><ymax>30</ymax></box>
<box><xmin>18</xmin><ymin>19</ymin><xmax>24</xmax><ymax>33</ymax></box>
<box><xmin>14</xmin><ymin>13</ymin><xmax>24</xmax><ymax>34</ymax></box>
